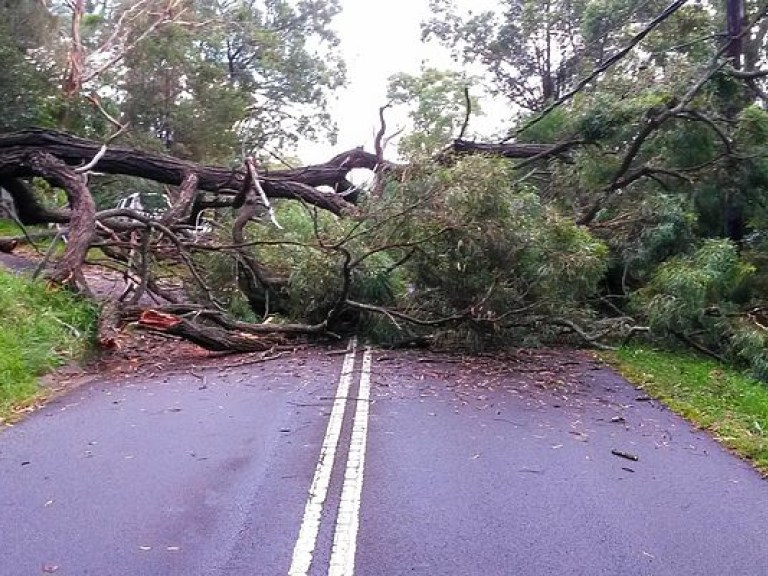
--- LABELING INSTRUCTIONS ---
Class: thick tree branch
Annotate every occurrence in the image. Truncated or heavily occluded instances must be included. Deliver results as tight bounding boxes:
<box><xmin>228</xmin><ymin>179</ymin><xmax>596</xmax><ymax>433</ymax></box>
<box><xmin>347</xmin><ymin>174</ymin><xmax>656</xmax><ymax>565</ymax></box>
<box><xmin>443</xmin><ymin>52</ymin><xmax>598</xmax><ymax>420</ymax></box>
<box><xmin>0</xmin><ymin>129</ymin><xmax>363</xmax><ymax>216</ymax></box>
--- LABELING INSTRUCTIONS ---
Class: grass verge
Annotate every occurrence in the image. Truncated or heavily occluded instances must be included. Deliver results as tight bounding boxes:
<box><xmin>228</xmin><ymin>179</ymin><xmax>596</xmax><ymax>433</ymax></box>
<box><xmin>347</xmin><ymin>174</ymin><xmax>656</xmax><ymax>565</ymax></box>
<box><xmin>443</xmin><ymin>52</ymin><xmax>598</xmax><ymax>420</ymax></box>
<box><xmin>603</xmin><ymin>345</ymin><xmax>768</xmax><ymax>473</ymax></box>
<box><xmin>0</xmin><ymin>270</ymin><xmax>97</xmax><ymax>424</ymax></box>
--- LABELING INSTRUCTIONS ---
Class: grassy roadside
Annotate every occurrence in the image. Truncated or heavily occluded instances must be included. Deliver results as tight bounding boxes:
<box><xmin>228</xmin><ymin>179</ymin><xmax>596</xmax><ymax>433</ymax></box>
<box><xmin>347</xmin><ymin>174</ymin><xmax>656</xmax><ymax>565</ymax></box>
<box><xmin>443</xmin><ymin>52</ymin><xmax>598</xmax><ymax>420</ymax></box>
<box><xmin>603</xmin><ymin>346</ymin><xmax>768</xmax><ymax>473</ymax></box>
<box><xmin>0</xmin><ymin>270</ymin><xmax>97</xmax><ymax>424</ymax></box>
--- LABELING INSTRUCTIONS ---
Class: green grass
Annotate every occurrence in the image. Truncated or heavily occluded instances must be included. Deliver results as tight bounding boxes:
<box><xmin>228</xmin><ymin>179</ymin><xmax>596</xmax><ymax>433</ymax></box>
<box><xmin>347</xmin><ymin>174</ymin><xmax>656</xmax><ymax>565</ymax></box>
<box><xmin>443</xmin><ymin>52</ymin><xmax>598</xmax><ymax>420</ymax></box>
<box><xmin>604</xmin><ymin>346</ymin><xmax>768</xmax><ymax>473</ymax></box>
<box><xmin>0</xmin><ymin>270</ymin><xmax>97</xmax><ymax>423</ymax></box>
<box><xmin>0</xmin><ymin>220</ymin><xmax>66</xmax><ymax>257</ymax></box>
<box><xmin>0</xmin><ymin>220</ymin><xmax>17</xmax><ymax>236</ymax></box>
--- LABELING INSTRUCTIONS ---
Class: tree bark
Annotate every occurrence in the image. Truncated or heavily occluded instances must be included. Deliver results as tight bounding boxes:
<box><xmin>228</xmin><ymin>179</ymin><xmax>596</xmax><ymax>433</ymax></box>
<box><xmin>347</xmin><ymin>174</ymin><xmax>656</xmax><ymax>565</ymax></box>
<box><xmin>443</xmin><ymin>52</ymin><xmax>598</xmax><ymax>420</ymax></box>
<box><xmin>137</xmin><ymin>309</ymin><xmax>284</xmax><ymax>352</ymax></box>
<box><xmin>0</xmin><ymin>129</ymin><xmax>367</xmax><ymax>217</ymax></box>
<box><xmin>25</xmin><ymin>152</ymin><xmax>95</xmax><ymax>290</ymax></box>
<box><xmin>97</xmin><ymin>299</ymin><xmax>122</xmax><ymax>349</ymax></box>
<box><xmin>232</xmin><ymin>157</ymin><xmax>288</xmax><ymax>316</ymax></box>
<box><xmin>0</xmin><ymin>177</ymin><xmax>69</xmax><ymax>225</ymax></box>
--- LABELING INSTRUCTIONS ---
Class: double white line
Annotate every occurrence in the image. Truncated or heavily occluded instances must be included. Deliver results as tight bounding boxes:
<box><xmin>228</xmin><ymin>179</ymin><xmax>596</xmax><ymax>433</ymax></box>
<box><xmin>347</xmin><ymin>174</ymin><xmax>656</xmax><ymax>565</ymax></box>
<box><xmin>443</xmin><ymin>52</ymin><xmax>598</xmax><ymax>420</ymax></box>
<box><xmin>288</xmin><ymin>339</ymin><xmax>373</xmax><ymax>576</ymax></box>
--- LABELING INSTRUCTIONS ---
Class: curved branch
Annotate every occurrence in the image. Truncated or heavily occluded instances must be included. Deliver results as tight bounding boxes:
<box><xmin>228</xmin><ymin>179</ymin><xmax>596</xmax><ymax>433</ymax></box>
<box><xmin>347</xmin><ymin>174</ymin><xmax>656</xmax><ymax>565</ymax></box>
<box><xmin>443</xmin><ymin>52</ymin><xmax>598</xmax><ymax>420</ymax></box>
<box><xmin>26</xmin><ymin>151</ymin><xmax>95</xmax><ymax>291</ymax></box>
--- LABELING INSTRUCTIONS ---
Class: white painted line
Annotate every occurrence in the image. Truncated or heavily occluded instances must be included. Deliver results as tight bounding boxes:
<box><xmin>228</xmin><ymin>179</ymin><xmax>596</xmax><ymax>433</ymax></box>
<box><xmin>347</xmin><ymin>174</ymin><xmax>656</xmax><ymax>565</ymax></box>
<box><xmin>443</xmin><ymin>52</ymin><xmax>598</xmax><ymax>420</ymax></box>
<box><xmin>288</xmin><ymin>338</ymin><xmax>358</xmax><ymax>576</ymax></box>
<box><xmin>328</xmin><ymin>347</ymin><xmax>373</xmax><ymax>576</ymax></box>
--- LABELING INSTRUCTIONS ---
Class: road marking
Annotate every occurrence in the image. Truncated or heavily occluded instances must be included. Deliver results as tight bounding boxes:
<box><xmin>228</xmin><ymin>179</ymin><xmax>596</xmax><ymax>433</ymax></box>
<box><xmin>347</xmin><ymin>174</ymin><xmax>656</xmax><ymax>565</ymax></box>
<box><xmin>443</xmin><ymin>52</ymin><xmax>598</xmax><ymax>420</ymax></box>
<box><xmin>288</xmin><ymin>339</ymin><xmax>357</xmax><ymax>576</ymax></box>
<box><xmin>328</xmin><ymin>347</ymin><xmax>372</xmax><ymax>576</ymax></box>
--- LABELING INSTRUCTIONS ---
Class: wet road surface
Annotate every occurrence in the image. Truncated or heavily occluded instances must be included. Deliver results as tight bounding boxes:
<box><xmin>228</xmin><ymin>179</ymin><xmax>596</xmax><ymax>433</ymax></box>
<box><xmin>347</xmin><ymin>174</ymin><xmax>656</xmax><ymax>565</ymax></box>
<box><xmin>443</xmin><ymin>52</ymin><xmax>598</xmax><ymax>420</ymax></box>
<box><xmin>2</xmin><ymin>344</ymin><xmax>768</xmax><ymax>575</ymax></box>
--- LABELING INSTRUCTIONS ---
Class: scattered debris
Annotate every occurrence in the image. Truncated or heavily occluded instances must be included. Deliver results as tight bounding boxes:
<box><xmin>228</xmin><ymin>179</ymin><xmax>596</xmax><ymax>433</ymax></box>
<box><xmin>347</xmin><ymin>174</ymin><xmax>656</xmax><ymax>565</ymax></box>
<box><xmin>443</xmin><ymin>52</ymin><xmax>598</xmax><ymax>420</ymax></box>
<box><xmin>612</xmin><ymin>449</ymin><xmax>639</xmax><ymax>461</ymax></box>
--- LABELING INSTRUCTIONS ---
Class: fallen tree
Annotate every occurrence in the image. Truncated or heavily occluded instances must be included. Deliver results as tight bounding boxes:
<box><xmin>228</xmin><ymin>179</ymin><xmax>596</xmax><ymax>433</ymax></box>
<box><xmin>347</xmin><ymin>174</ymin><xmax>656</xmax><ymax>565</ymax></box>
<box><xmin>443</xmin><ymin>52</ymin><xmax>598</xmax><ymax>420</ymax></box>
<box><xmin>1</xmin><ymin>128</ymin><xmax>597</xmax><ymax>352</ymax></box>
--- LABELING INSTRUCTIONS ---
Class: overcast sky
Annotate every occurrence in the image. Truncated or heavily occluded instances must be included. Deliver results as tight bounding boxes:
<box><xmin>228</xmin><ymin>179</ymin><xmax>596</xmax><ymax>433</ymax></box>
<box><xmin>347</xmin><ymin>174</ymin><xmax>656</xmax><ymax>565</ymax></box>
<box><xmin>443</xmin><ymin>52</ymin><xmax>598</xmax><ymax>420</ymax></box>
<box><xmin>299</xmin><ymin>0</ymin><xmax>500</xmax><ymax>163</ymax></box>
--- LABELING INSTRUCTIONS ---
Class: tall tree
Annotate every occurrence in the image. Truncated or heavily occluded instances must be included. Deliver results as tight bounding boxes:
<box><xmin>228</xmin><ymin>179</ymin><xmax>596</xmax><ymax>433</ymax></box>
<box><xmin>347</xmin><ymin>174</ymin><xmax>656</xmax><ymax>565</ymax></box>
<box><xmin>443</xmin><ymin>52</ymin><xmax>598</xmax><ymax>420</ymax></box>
<box><xmin>0</xmin><ymin>1</ymin><xmax>57</xmax><ymax>130</ymax></box>
<box><xmin>386</xmin><ymin>68</ymin><xmax>480</xmax><ymax>157</ymax></box>
<box><xmin>423</xmin><ymin>0</ymin><xmax>718</xmax><ymax>113</ymax></box>
<box><xmin>119</xmin><ymin>0</ymin><xmax>345</xmax><ymax>161</ymax></box>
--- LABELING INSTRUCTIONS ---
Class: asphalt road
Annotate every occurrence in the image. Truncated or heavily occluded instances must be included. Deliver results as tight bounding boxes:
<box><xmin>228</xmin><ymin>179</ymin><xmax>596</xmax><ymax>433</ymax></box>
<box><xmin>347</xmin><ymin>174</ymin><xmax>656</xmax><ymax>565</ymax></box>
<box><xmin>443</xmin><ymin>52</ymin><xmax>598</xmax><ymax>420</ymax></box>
<box><xmin>2</xmin><ymin>344</ymin><xmax>768</xmax><ymax>575</ymax></box>
<box><xmin>0</xmin><ymin>251</ymin><xmax>36</xmax><ymax>274</ymax></box>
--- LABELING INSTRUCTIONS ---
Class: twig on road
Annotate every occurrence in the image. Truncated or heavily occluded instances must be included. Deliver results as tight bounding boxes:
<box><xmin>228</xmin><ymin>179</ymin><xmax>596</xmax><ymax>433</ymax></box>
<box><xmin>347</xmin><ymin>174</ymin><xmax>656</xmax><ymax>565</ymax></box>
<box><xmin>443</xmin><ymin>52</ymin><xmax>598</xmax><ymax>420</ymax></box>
<box><xmin>611</xmin><ymin>449</ymin><xmax>640</xmax><ymax>461</ymax></box>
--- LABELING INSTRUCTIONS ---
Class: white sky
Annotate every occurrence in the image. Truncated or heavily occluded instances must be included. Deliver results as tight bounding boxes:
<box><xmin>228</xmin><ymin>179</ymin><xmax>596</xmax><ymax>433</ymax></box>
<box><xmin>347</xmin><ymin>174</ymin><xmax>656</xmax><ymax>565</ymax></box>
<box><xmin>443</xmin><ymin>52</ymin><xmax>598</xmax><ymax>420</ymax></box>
<box><xmin>299</xmin><ymin>0</ymin><xmax>501</xmax><ymax>163</ymax></box>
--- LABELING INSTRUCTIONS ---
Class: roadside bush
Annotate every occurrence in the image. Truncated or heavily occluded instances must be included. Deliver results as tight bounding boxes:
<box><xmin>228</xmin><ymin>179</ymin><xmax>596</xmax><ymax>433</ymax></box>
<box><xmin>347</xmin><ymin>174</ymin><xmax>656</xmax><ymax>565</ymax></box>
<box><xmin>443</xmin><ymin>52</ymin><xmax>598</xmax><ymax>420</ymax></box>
<box><xmin>636</xmin><ymin>239</ymin><xmax>752</xmax><ymax>334</ymax></box>
<box><xmin>634</xmin><ymin>239</ymin><xmax>768</xmax><ymax>380</ymax></box>
<box><xmin>730</xmin><ymin>322</ymin><xmax>768</xmax><ymax>382</ymax></box>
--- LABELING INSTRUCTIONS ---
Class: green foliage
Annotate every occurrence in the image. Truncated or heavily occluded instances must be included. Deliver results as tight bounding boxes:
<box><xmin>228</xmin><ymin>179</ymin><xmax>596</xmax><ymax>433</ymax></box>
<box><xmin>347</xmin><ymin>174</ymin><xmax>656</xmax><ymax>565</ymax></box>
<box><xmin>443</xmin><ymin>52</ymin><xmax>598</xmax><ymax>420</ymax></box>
<box><xmin>632</xmin><ymin>240</ymin><xmax>768</xmax><ymax>380</ymax></box>
<box><xmin>117</xmin><ymin>0</ymin><xmax>344</xmax><ymax>158</ymax></box>
<box><xmin>576</xmin><ymin>94</ymin><xmax>641</xmax><ymax>143</ymax></box>
<box><xmin>730</xmin><ymin>321</ymin><xmax>768</xmax><ymax>382</ymax></box>
<box><xmin>636</xmin><ymin>239</ymin><xmax>753</xmax><ymax>335</ymax></box>
<box><xmin>0</xmin><ymin>271</ymin><xmax>96</xmax><ymax>421</ymax></box>
<box><xmin>607</xmin><ymin>346</ymin><xmax>768</xmax><ymax>472</ymax></box>
<box><xmin>424</xmin><ymin>0</ymin><xmax>593</xmax><ymax>111</ymax></box>
<box><xmin>736</xmin><ymin>105</ymin><xmax>768</xmax><ymax>148</ymax></box>
<box><xmin>657</xmin><ymin>119</ymin><xmax>715</xmax><ymax>169</ymax></box>
<box><xmin>188</xmin><ymin>246</ymin><xmax>253</xmax><ymax>320</ymax></box>
<box><xmin>387</xmin><ymin>68</ymin><xmax>480</xmax><ymax>156</ymax></box>
<box><xmin>191</xmin><ymin>203</ymin><xmax>405</xmax><ymax>326</ymax></box>
<box><xmin>603</xmin><ymin>195</ymin><xmax>696</xmax><ymax>284</ymax></box>
<box><xmin>383</xmin><ymin>157</ymin><xmax>609</xmax><ymax>343</ymax></box>
<box><xmin>516</xmin><ymin>107</ymin><xmax>572</xmax><ymax>143</ymax></box>
<box><xmin>3</xmin><ymin>0</ymin><xmax>344</xmax><ymax>157</ymax></box>
<box><xmin>188</xmin><ymin>157</ymin><xmax>612</xmax><ymax>347</ymax></box>
<box><xmin>264</xmin><ymin>205</ymin><xmax>406</xmax><ymax>323</ymax></box>
<box><xmin>0</xmin><ymin>13</ymin><xmax>56</xmax><ymax>130</ymax></box>
<box><xmin>424</xmin><ymin>0</ymin><xmax>720</xmax><ymax>113</ymax></box>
